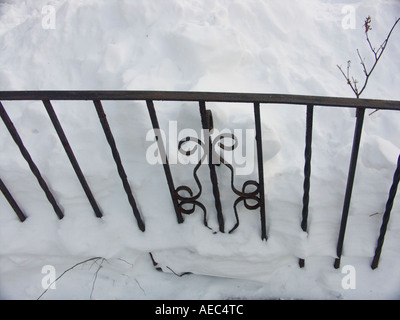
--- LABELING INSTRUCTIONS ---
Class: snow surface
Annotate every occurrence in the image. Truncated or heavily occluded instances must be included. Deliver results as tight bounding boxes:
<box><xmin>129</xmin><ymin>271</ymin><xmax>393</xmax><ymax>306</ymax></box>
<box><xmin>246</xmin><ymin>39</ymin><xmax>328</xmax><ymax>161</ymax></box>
<box><xmin>0</xmin><ymin>0</ymin><xmax>400</xmax><ymax>300</ymax></box>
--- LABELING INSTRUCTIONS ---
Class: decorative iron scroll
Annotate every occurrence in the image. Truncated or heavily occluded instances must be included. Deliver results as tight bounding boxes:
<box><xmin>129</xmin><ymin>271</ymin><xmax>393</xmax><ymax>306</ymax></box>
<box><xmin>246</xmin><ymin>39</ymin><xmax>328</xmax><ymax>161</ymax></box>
<box><xmin>174</xmin><ymin>106</ymin><xmax>262</xmax><ymax>234</ymax></box>
<box><xmin>175</xmin><ymin>136</ymin><xmax>209</xmax><ymax>228</ymax></box>
<box><xmin>211</xmin><ymin>131</ymin><xmax>261</xmax><ymax>234</ymax></box>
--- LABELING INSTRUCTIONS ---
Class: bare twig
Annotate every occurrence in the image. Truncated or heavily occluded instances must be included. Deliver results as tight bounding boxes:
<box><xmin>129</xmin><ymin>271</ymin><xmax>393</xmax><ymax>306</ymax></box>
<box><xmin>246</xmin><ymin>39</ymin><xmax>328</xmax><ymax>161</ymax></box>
<box><xmin>135</xmin><ymin>278</ymin><xmax>146</xmax><ymax>295</ymax></box>
<box><xmin>369</xmin><ymin>212</ymin><xmax>381</xmax><ymax>217</ymax></box>
<box><xmin>337</xmin><ymin>62</ymin><xmax>358</xmax><ymax>97</ymax></box>
<box><xmin>338</xmin><ymin>16</ymin><xmax>400</xmax><ymax>101</ymax></box>
<box><xmin>37</xmin><ymin>257</ymin><xmax>103</xmax><ymax>300</ymax></box>
<box><xmin>356</xmin><ymin>49</ymin><xmax>368</xmax><ymax>76</ymax></box>
<box><xmin>368</xmin><ymin>109</ymin><xmax>380</xmax><ymax>116</ymax></box>
<box><xmin>90</xmin><ymin>258</ymin><xmax>106</xmax><ymax>299</ymax></box>
<box><xmin>118</xmin><ymin>258</ymin><xmax>134</xmax><ymax>267</ymax></box>
<box><xmin>118</xmin><ymin>258</ymin><xmax>146</xmax><ymax>295</ymax></box>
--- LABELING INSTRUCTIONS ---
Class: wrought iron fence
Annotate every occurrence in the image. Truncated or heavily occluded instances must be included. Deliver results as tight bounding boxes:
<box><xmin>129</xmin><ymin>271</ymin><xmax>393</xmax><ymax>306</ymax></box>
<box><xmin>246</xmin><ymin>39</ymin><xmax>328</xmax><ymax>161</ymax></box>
<box><xmin>1</xmin><ymin>91</ymin><xmax>400</xmax><ymax>270</ymax></box>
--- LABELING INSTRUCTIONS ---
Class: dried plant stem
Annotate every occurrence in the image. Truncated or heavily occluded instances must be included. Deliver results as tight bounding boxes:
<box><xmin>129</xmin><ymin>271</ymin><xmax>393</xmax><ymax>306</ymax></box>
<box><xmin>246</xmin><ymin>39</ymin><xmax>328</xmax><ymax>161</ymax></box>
<box><xmin>37</xmin><ymin>257</ymin><xmax>103</xmax><ymax>300</ymax></box>
<box><xmin>337</xmin><ymin>17</ymin><xmax>400</xmax><ymax>99</ymax></box>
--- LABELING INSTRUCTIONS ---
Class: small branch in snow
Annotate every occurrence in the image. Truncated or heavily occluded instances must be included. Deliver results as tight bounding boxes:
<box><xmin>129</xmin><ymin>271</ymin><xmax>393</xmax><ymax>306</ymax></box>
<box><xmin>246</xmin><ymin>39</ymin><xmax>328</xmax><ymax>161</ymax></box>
<box><xmin>90</xmin><ymin>258</ymin><xmax>106</xmax><ymax>299</ymax></box>
<box><xmin>37</xmin><ymin>256</ymin><xmax>149</xmax><ymax>299</ymax></box>
<box><xmin>369</xmin><ymin>212</ymin><xmax>381</xmax><ymax>217</ymax></box>
<box><xmin>135</xmin><ymin>278</ymin><xmax>146</xmax><ymax>296</ymax></box>
<box><xmin>118</xmin><ymin>258</ymin><xmax>146</xmax><ymax>296</ymax></box>
<box><xmin>118</xmin><ymin>258</ymin><xmax>135</xmax><ymax>267</ymax></box>
<box><xmin>37</xmin><ymin>257</ymin><xmax>103</xmax><ymax>300</ymax></box>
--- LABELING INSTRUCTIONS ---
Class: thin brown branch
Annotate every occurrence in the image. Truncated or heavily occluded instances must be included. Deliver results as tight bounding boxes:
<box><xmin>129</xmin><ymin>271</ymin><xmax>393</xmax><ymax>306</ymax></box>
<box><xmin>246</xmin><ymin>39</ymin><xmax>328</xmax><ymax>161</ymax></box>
<box><xmin>90</xmin><ymin>258</ymin><xmax>106</xmax><ymax>299</ymax></box>
<box><xmin>134</xmin><ymin>278</ymin><xmax>146</xmax><ymax>295</ymax></box>
<box><xmin>37</xmin><ymin>257</ymin><xmax>103</xmax><ymax>300</ymax></box>
<box><xmin>337</xmin><ymin>64</ymin><xmax>358</xmax><ymax>97</ymax></box>
<box><xmin>369</xmin><ymin>109</ymin><xmax>380</xmax><ymax>116</ymax></box>
<box><xmin>357</xmin><ymin>49</ymin><xmax>368</xmax><ymax>76</ymax></box>
<box><xmin>339</xmin><ymin>16</ymin><xmax>400</xmax><ymax>100</ymax></box>
<box><xmin>366</xmin><ymin>34</ymin><xmax>377</xmax><ymax>57</ymax></box>
<box><xmin>352</xmin><ymin>77</ymin><xmax>359</xmax><ymax>94</ymax></box>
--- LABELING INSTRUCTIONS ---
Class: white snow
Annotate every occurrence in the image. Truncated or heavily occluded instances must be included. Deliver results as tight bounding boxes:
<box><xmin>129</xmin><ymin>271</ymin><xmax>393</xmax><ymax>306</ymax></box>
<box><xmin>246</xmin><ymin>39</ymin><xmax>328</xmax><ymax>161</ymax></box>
<box><xmin>0</xmin><ymin>0</ymin><xmax>400</xmax><ymax>300</ymax></box>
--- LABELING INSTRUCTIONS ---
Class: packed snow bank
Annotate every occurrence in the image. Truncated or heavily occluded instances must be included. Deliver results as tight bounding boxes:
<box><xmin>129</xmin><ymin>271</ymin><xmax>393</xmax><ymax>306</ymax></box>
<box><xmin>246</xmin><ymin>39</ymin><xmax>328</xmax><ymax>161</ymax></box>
<box><xmin>0</xmin><ymin>0</ymin><xmax>400</xmax><ymax>299</ymax></box>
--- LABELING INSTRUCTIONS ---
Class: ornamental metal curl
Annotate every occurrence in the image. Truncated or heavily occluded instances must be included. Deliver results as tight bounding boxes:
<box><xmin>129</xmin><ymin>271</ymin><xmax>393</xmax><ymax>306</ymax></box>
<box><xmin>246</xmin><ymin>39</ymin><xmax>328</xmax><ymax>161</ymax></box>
<box><xmin>175</xmin><ymin>136</ymin><xmax>210</xmax><ymax>229</ymax></box>
<box><xmin>211</xmin><ymin>132</ymin><xmax>261</xmax><ymax>233</ymax></box>
<box><xmin>175</xmin><ymin>113</ymin><xmax>261</xmax><ymax>234</ymax></box>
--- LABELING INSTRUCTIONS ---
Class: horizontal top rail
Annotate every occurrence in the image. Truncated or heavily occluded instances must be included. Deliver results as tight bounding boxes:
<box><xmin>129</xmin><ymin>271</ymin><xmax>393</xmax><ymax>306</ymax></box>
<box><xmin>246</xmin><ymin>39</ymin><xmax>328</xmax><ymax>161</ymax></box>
<box><xmin>1</xmin><ymin>91</ymin><xmax>400</xmax><ymax>111</ymax></box>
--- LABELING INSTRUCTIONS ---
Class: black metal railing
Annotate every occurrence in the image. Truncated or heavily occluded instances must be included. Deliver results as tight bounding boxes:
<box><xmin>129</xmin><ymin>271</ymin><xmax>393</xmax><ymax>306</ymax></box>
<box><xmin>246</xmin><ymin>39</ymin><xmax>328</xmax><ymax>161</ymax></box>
<box><xmin>1</xmin><ymin>91</ymin><xmax>400</xmax><ymax>270</ymax></box>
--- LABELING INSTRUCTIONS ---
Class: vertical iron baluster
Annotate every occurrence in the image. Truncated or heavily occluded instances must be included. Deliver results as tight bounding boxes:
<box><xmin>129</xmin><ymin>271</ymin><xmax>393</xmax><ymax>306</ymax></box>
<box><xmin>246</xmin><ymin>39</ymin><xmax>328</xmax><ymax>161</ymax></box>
<box><xmin>43</xmin><ymin>100</ymin><xmax>102</xmax><ymax>218</ymax></box>
<box><xmin>0</xmin><ymin>177</ymin><xmax>27</xmax><ymax>222</ymax></box>
<box><xmin>334</xmin><ymin>107</ymin><xmax>365</xmax><ymax>269</ymax></box>
<box><xmin>146</xmin><ymin>100</ymin><xmax>183</xmax><ymax>224</ymax></box>
<box><xmin>0</xmin><ymin>101</ymin><xmax>64</xmax><ymax>219</ymax></box>
<box><xmin>371</xmin><ymin>154</ymin><xmax>400</xmax><ymax>269</ymax></box>
<box><xmin>299</xmin><ymin>104</ymin><xmax>314</xmax><ymax>267</ymax></box>
<box><xmin>93</xmin><ymin>100</ymin><xmax>145</xmax><ymax>231</ymax></box>
<box><xmin>199</xmin><ymin>101</ymin><xmax>224</xmax><ymax>233</ymax></box>
<box><xmin>253</xmin><ymin>102</ymin><xmax>267</xmax><ymax>241</ymax></box>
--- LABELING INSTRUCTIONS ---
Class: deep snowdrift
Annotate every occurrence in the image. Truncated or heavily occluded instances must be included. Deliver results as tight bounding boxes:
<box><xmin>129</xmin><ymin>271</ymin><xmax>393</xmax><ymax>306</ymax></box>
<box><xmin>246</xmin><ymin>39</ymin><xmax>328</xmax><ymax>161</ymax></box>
<box><xmin>0</xmin><ymin>0</ymin><xmax>400</xmax><ymax>299</ymax></box>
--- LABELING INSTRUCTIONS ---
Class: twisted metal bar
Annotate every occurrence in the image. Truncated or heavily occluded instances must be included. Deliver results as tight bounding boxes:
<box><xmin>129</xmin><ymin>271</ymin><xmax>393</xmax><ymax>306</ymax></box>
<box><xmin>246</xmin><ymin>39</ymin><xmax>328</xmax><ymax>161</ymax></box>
<box><xmin>199</xmin><ymin>101</ymin><xmax>224</xmax><ymax>232</ymax></box>
<box><xmin>93</xmin><ymin>100</ymin><xmax>145</xmax><ymax>231</ymax></box>
<box><xmin>0</xmin><ymin>177</ymin><xmax>27</xmax><ymax>222</ymax></box>
<box><xmin>43</xmin><ymin>100</ymin><xmax>103</xmax><ymax>218</ymax></box>
<box><xmin>146</xmin><ymin>100</ymin><xmax>183</xmax><ymax>224</ymax></box>
<box><xmin>299</xmin><ymin>104</ymin><xmax>314</xmax><ymax>268</ymax></box>
<box><xmin>371</xmin><ymin>154</ymin><xmax>400</xmax><ymax>269</ymax></box>
<box><xmin>334</xmin><ymin>107</ymin><xmax>365</xmax><ymax>269</ymax></box>
<box><xmin>253</xmin><ymin>102</ymin><xmax>267</xmax><ymax>240</ymax></box>
<box><xmin>0</xmin><ymin>101</ymin><xmax>64</xmax><ymax>219</ymax></box>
